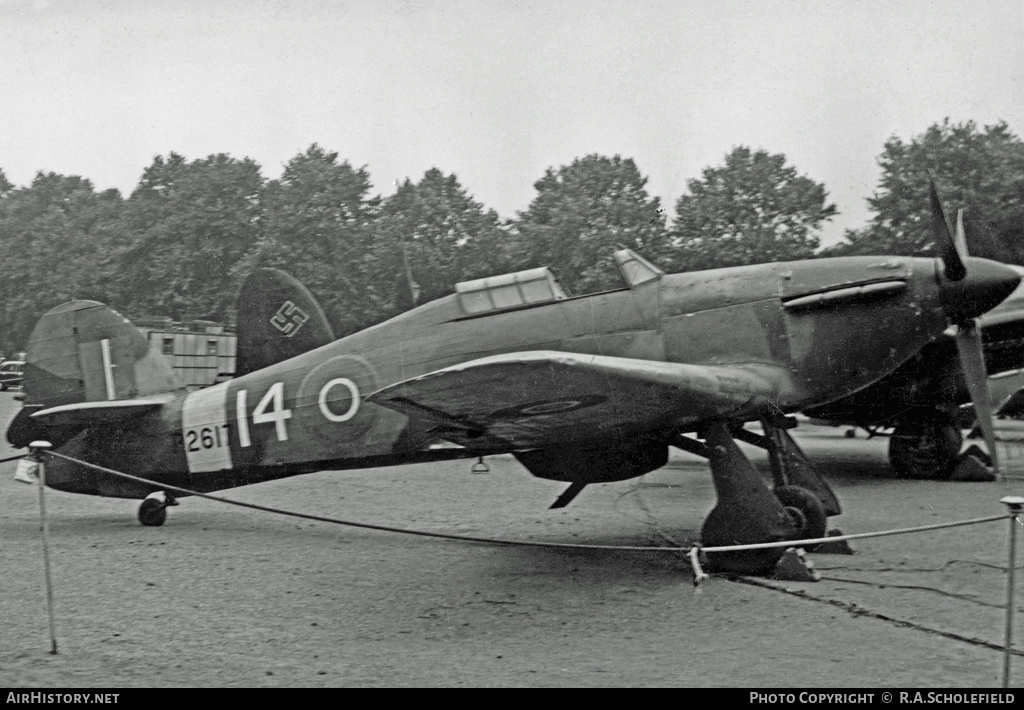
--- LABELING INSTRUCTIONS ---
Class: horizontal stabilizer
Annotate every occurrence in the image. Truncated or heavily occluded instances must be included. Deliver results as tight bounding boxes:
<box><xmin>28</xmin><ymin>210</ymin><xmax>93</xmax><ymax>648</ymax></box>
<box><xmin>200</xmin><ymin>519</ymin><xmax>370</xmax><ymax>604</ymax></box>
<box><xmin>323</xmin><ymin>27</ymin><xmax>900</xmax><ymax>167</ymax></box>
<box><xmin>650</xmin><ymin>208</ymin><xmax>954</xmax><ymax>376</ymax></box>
<box><xmin>31</xmin><ymin>395</ymin><xmax>172</xmax><ymax>428</ymax></box>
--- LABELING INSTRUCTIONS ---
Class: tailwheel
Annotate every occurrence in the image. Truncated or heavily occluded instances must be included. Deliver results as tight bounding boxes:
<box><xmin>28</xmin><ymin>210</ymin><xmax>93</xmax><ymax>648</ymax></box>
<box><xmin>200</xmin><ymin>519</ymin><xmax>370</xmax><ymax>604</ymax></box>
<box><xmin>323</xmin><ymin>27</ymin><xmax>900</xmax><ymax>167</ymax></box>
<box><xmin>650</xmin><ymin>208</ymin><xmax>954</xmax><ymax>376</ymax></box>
<box><xmin>138</xmin><ymin>499</ymin><xmax>166</xmax><ymax>526</ymax></box>
<box><xmin>888</xmin><ymin>411</ymin><xmax>962</xmax><ymax>480</ymax></box>
<box><xmin>774</xmin><ymin>485</ymin><xmax>826</xmax><ymax>543</ymax></box>
<box><xmin>138</xmin><ymin>492</ymin><xmax>177</xmax><ymax>527</ymax></box>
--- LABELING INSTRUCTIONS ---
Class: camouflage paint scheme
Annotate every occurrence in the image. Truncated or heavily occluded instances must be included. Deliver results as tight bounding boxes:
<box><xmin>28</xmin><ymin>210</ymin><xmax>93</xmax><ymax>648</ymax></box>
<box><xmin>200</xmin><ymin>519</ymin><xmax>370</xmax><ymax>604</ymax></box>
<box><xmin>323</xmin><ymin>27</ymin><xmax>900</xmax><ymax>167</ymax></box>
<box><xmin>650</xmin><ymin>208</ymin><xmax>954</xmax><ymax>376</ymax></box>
<box><xmin>12</xmin><ymin>249</ymin><xmax>1015</xmax><ymax>500</ymax></box>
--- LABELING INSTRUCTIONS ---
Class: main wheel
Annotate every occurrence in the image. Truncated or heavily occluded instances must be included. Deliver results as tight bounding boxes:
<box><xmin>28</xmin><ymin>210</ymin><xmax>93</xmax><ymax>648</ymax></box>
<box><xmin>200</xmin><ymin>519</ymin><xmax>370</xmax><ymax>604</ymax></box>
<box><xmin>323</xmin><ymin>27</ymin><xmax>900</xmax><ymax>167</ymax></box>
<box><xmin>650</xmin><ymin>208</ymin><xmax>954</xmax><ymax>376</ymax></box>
<box><xmin>774</xmin><ymin>485</ymin><xmax>827</xmax><ymax>542</ymax></box>
<box><xmin>701</xmin><ymin>503</ymin><xmax>786</xmax><ymax>575</ymax></box>
<box><xmin>889</xmin><ymin>413</ymin><xmax>962</xmax><ymax>480</ymax></box>
<box><xmin>138</xmin><ymin>498</ymin><xmax>167</xmax><ymax>527</ymax></box>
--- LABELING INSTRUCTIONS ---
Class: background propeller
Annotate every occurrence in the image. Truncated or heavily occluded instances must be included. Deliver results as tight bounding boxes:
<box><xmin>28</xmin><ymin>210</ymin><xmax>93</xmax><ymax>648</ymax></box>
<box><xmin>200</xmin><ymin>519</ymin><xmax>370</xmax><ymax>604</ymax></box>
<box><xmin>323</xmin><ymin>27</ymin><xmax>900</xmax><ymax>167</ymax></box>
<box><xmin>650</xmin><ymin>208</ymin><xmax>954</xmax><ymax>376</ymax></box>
<box><xmin>931</xmin><ymin>181</ymin><xmax>1000</xmax><ymax>473</ymax></box>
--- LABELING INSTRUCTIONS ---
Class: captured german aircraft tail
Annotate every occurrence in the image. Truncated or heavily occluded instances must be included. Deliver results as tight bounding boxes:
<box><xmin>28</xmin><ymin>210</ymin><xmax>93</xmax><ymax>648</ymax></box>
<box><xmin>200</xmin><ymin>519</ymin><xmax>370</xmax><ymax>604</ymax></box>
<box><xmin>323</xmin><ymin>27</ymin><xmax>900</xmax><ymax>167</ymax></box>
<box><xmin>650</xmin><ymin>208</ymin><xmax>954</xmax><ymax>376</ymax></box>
<box><xmin>233</xmin><ymin>268</ymin><xmax>335</xmax><ymax>378</ymax></box>
<box><xmin>22</xmin><ymin>300</ymin><xmax>180</xmax><ymax>407</ymax></box>
<box><xmin>8</xmin><ymin>300</ymin><xmax>183</xmax><ymax>447</ymax></box>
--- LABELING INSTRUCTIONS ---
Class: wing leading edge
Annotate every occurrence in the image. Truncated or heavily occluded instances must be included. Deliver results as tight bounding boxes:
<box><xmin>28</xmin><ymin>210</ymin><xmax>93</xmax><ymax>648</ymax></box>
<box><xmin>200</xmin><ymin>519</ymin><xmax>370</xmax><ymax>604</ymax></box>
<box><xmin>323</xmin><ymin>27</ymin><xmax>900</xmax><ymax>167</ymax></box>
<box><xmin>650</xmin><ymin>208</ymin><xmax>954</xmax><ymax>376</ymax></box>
<box><xmin>369</xmin><ymin>351</ymin><xmax>791</xmax><ymax>451</ymax></box>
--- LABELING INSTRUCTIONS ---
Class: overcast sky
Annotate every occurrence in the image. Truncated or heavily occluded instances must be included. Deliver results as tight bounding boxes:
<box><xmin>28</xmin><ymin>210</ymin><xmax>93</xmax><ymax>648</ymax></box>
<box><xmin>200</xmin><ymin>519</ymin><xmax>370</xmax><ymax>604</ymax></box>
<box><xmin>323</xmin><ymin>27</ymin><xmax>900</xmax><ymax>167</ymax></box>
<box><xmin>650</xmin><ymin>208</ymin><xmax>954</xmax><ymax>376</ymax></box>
<box><xmin>2</xmin><ymin>0</ymin><xmax>1022</xmax><ymax>247</ymax></box>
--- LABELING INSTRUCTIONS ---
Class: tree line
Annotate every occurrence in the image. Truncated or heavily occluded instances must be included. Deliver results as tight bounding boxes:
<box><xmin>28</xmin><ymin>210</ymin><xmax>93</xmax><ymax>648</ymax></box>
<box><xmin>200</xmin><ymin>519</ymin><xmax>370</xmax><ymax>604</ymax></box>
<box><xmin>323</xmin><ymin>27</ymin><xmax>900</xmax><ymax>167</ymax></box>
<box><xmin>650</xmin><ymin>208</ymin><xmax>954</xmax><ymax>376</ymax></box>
<box><xmin>0</xmin><ymin>119</ymin><xmax>1020</xmax><ymax>356</ymax></box>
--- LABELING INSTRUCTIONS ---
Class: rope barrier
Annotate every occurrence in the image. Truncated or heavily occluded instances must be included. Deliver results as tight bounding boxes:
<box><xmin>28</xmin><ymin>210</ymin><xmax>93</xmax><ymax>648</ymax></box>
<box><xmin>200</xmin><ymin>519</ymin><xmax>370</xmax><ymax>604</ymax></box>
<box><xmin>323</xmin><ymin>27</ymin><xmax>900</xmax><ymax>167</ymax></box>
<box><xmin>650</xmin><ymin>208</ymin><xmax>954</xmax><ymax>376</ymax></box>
<box><xmin>39</xmin><ymin>449</ymin><xmax>1011</xmax><ymax>555</ymax></box>
<box><xmin>699</xmin><ymin>514</ymin><xmax>1011</xmax><ymax>553</ymax></box>
<box><xmin>43</xmin><ymin>451</ymin><xmax>689</xmax><ymax>553</ymax></box>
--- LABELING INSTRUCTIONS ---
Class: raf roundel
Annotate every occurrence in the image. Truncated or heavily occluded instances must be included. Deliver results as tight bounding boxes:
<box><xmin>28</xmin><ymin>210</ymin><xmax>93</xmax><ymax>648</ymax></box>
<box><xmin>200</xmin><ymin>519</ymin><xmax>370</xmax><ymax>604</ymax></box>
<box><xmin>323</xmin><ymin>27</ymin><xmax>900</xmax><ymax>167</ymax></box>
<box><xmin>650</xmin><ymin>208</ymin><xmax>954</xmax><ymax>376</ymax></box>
<box><xmin>318</xmin><ymin>377</ymin><xmax>361</xmax><ymax>422</ymax></box>
<box><xmin>491</xmin><ymin>394</ymin><xmax>607</xmax><ymax>419</ymax></box>
<box><xmin>296</xmin><ymin>355</ymin><xmax>379</xmax><ymax>443</ymax></box>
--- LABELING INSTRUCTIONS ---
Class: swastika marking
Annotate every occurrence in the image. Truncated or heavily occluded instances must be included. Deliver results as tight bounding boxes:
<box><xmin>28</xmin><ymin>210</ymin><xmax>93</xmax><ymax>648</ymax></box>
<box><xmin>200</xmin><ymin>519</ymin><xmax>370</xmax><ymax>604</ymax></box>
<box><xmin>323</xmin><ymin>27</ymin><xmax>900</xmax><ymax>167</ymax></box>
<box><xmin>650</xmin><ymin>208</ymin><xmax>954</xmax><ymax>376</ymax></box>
<box><xmin>270</xmin><ymin>301</ymin><xmax>310</xmax><ymax>337</ymax></box>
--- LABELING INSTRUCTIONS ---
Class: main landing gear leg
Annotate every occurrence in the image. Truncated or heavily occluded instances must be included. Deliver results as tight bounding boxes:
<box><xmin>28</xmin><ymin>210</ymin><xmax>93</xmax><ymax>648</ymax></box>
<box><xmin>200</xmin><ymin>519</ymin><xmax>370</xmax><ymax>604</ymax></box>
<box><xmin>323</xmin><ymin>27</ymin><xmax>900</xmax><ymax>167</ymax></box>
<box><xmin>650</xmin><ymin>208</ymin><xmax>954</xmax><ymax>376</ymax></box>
<box><xmin>695</xmin><ymin>423</ymin><xmax>792</xmax><ymax>575</ymax></box>
<box><xmin>730</xmin><ymin>418</ymin><xmax>841</xmax><ymax>545</ymax></box>
<box><xmin>762</xmin><ymin>422</ymin><xmax>841</xmax><ymax>538</ymax></box>
<box><xmin>138</xmin><ymin>491</ymin><xmax>178</xmax><ymax>527</ymax></box>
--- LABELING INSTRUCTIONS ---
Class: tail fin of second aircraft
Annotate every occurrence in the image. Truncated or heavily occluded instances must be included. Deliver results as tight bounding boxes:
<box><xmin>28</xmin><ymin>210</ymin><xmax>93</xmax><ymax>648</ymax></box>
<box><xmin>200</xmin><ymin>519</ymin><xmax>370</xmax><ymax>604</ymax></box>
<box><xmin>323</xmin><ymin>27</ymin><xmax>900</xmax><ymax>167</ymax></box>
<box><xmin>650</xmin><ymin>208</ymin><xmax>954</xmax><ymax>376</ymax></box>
<box><xmin>234</xmin><ymin>268</ymin><xmax>335</xmax><ymax>377</ymax></box>
<box><xmin>22</xmin><ymin>300</ymin><xmax>182</xmax><ymax>409</ymax></box>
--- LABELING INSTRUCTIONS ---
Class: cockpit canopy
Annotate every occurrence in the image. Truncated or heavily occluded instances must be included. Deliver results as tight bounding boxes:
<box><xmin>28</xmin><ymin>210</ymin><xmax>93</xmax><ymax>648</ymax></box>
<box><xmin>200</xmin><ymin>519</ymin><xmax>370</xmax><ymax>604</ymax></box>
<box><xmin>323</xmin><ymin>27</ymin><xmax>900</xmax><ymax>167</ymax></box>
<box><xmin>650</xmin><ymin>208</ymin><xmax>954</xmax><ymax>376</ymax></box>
<box><xmin>455</xmin><ymin>248</ymin><xmax>663</xmax><ymax>316</ymax></box>
<box><xmin>456</xmin><ymin>267</ymin><xmax>569</xmax><ymax>315</ymax></box>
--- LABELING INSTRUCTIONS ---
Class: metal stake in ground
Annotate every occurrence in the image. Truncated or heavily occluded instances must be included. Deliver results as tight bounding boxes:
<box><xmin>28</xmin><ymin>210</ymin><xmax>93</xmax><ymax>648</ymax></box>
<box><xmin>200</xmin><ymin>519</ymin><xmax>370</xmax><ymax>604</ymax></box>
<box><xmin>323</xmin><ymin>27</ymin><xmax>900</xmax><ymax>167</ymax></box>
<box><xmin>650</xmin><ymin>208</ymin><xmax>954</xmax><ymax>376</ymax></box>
<box><xmin>1001</xmin><ymin>496</ymin><xmax>1024</xmax><ymax>688</ymax></box>
<box><xmin>30</xmin><ymin>441</ymin><xmax>56</xmax><ymax>655</ymax></box>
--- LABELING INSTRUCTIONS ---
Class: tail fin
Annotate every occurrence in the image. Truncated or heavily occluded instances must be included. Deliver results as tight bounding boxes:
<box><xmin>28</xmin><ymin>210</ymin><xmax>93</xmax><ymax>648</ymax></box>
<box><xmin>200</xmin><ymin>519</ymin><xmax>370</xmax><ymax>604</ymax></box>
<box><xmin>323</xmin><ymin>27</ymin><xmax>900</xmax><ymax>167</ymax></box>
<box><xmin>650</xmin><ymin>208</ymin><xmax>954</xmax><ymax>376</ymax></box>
<box><xmin>22</xmin><ymin>300</ymin><xmax>181</xmax><ymax>408</ymax></box>
<box><xmin>234</xmin><ymin>269</ymin><xmax>335</xmax><ymax>377</ymax></box>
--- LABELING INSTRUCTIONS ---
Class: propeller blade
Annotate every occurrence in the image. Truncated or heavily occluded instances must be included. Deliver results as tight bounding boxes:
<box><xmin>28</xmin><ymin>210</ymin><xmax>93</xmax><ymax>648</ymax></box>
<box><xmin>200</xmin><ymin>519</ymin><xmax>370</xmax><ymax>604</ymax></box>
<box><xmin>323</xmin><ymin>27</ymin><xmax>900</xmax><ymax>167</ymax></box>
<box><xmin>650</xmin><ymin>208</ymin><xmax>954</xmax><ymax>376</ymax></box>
<box><xmin>956</xmin><ymin>319</ymin><xmax>999</xmax><ymax>473</ymax></box>
<box><xmin>932</xmin><ymin>180</ymin><xmax>966</xmax><ymax>281</ymax></box>
<box><xmin>954</xmin><ymin>208</ymin><xmax>968</xmax><ymax>260</ymax></box>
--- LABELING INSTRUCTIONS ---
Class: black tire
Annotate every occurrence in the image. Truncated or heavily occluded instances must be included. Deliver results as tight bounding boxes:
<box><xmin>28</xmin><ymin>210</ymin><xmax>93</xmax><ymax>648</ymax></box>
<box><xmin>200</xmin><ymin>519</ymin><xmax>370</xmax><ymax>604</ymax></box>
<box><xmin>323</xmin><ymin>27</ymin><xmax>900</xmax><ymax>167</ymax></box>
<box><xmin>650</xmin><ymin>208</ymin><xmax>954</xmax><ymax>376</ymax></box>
<box><xmin>0</xmin><ymin>382</ymin><xmax>9</xmax><ymax>392</ymax></box>
<box><xmin>889</xmin><ymin>413</ymin><xmax>962</xmax><ymax>480</ymax></box>
<box><xmin>138</xmin><ymin>498</ymin><xmax>167</xmax><ymax>527</ymax></box>
<box><xmin>701</xmin><ymin>505</ymin><xmax>786</xmax><ymax>575</ymax></box>
<box><xmin>774</xmin><ymin>485</ymin><xmax>827</xmax><ymax>542</ymax></box>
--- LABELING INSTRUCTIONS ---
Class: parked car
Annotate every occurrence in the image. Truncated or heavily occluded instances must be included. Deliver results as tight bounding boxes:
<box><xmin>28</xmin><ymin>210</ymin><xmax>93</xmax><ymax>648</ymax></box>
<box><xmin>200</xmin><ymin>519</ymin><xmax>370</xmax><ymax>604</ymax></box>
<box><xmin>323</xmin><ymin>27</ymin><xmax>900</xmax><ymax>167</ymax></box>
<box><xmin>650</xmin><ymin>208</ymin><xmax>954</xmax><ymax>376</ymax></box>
<box><xmin>0</xmin><ymin>360</ymin><xmax>24</xmax><ymax>390</ymax></box>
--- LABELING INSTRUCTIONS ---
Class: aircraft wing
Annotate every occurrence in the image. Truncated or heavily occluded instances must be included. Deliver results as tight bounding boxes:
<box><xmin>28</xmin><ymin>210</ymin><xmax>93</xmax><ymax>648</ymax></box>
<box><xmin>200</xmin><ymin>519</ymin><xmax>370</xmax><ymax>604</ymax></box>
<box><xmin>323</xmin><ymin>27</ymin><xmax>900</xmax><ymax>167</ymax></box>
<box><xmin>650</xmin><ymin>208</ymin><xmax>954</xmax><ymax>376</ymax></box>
<box><xmin>368</xmin><ymin>351</ymin><xmax>789</xmax><ymax>450</ymax></box>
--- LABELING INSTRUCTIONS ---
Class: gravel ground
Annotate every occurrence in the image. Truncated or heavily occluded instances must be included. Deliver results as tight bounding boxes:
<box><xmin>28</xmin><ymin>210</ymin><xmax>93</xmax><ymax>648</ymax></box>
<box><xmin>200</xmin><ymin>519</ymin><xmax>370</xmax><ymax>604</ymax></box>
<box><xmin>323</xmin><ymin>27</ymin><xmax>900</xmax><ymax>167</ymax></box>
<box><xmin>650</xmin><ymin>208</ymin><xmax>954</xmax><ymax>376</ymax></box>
<box><xmin>2</xmin><ymin>390</ymin><xmax>1023</xmax><ymax>687</ymax></box>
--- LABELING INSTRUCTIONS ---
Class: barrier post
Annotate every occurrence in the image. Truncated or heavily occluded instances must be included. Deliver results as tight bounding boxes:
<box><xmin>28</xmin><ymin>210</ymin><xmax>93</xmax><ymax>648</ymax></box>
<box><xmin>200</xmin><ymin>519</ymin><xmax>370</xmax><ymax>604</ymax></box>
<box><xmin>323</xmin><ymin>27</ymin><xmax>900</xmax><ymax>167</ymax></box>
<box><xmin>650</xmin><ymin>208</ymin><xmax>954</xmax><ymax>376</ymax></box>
<box><xmin>30</xmin><ymin>441</ymin><xmax>56</xmax><ymax>655</ymax></box>
<box><xmin>1001</xmin><ymin>496</ymin><xmax>1024</xmax><ymax>688</ymax></box>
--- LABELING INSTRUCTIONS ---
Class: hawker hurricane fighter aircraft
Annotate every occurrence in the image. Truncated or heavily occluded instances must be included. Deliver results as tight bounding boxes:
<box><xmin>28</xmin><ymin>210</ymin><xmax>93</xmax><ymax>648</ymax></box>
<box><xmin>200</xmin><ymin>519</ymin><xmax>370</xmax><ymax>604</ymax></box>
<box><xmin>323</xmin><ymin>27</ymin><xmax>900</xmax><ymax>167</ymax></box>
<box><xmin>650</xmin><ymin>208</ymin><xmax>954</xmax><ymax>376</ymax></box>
<box><xmin>7</xmin><ymin>194</ymin><xmax>1019</xmax><ymax>574</ymax></box>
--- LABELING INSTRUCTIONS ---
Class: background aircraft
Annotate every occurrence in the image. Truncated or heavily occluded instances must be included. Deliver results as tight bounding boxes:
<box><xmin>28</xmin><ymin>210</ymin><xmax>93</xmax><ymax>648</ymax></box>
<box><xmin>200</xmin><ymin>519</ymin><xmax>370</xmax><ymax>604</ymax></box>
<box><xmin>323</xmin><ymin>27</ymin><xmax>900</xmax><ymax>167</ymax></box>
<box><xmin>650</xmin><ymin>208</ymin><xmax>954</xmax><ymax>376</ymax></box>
<box><xmin>7</xmin><ymin>194</ymin><xmax>1019</xmax><ymax>574</ymax></box>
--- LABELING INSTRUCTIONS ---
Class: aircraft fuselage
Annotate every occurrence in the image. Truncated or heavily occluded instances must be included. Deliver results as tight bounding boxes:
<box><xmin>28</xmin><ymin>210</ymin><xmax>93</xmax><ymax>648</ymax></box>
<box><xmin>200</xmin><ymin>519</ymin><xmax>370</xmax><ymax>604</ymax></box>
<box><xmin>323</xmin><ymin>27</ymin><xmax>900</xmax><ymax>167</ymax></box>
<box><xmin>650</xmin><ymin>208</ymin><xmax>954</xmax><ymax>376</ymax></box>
<box><xmin>39</xmin><ymin>255</ymin><xmax>982</xmax><ymax>498</ymax></box>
